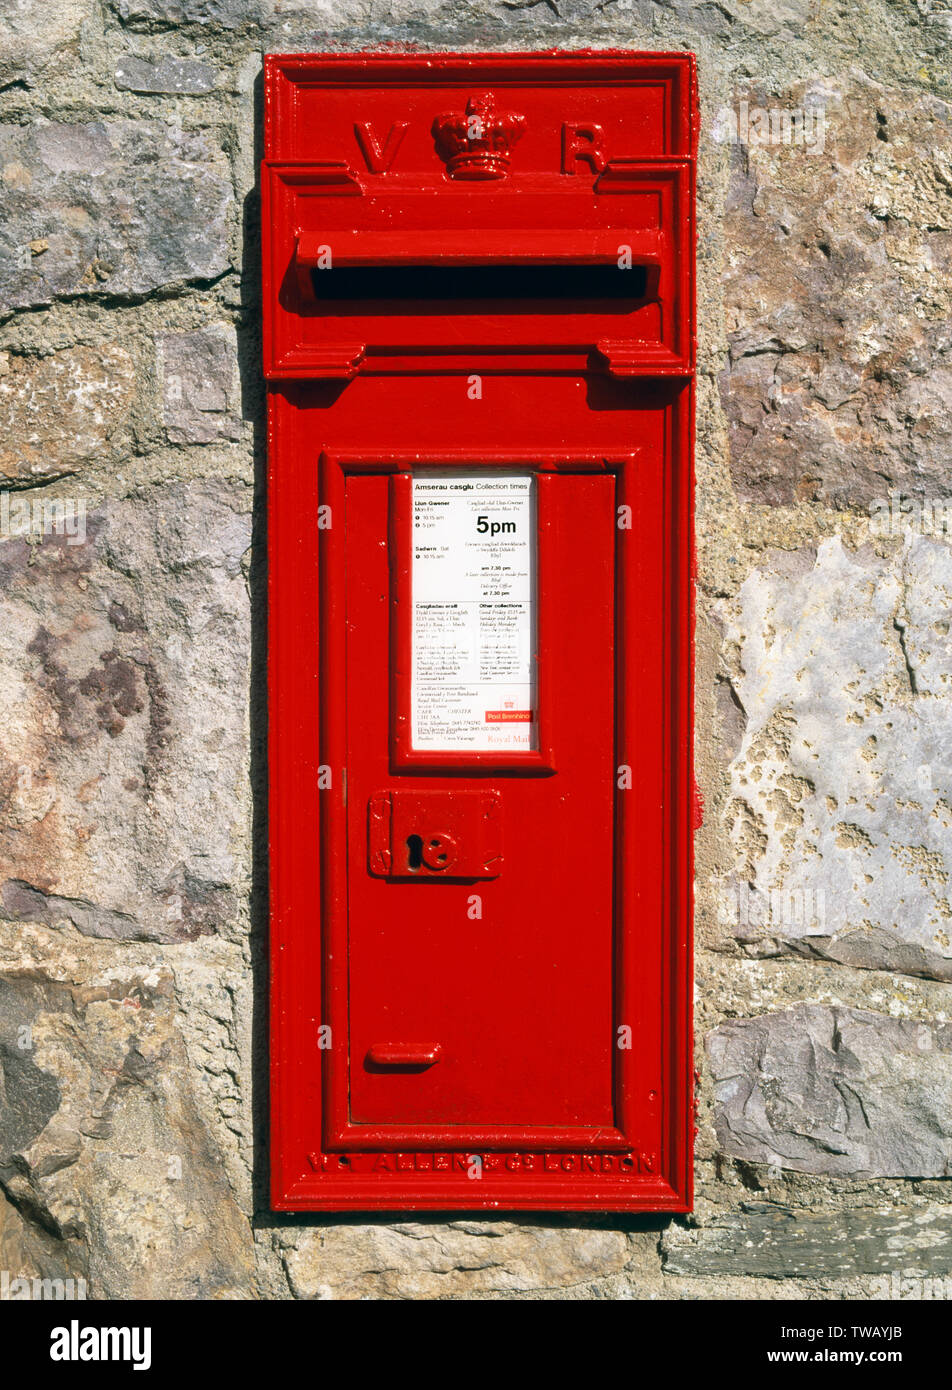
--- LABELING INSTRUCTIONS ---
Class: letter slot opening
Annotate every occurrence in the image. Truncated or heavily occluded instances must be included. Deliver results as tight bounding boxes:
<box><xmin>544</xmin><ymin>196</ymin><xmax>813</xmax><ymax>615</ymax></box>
<box><xmin>310</xmin><ymin>263</ymin><xmax>650</xmax><ymax>309</ymax></box>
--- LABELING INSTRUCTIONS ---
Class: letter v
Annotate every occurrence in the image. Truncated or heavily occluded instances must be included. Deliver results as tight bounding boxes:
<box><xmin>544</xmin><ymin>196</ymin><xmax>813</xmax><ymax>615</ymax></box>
<box><xmin>354</xmin><ymin>122</ymin><xmax>408</xmax><ymax>173</ymax></box>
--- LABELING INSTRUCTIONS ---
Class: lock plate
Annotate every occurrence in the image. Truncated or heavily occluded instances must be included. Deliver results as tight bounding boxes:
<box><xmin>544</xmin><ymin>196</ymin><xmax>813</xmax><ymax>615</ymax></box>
<box><xmin>368</xmin><ymin>790</ymin><xmax>503</xmax><ymax>879</ymax></box>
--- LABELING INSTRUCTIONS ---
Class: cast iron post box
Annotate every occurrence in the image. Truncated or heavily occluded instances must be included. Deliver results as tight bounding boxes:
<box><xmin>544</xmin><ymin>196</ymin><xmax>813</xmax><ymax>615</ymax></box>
<box><xmin>264</xmin><ymin>51</ymin><xmax>697</xmax><ymax>1211</ymax></box>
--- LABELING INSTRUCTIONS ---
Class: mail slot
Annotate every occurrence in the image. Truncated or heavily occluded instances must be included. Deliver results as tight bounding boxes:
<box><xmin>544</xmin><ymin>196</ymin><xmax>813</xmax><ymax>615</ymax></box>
<box><xmin>265</xmin><ymin>51</ymin><xmax>697</xmax><ymax>1212</ymax></box>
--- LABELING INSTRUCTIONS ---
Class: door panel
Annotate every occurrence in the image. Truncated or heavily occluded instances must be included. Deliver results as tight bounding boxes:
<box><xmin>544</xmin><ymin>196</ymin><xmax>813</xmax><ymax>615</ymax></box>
<box><xmin>343</xmin><ymin>470</ymin><xmax>616</xmax><ymax>1132</ymax></box>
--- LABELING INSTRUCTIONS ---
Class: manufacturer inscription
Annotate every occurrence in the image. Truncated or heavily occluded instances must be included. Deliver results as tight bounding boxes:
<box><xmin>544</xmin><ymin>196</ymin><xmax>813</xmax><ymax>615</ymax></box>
<box><xmin>310</xmin><ymin>1151</ymin><xmax>657</xmax><ymax>1175</ymax></box>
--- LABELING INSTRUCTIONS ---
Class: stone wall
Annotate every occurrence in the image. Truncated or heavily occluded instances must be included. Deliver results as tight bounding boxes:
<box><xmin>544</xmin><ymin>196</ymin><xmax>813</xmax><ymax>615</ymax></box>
<box><xmin>0</xmin><ymin>0</ymin><xmax>950</xmax><ymax>1300</ymax></box>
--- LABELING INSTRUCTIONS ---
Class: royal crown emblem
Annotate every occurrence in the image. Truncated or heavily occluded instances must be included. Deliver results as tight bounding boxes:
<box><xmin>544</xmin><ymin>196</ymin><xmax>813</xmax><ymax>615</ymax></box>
<box><xmin>432</xmin><ymin>92</ymin><xmax>526</xmax><ymax>181</ymax></box>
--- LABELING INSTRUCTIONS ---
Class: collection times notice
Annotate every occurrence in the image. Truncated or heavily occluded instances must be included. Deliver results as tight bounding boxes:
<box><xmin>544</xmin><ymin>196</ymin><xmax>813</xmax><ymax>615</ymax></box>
<box><xmin>411</xmin><ymin>472</ymin><xmax>537</xmax><ymax>752</ymax></box>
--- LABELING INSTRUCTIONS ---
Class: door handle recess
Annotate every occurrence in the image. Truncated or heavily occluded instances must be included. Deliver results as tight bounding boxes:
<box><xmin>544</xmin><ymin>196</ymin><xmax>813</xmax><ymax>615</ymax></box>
<box><xmin>365</xmin><ymin>1042</ymin><xmax>443</xmax><ymax>1070</ymax></box>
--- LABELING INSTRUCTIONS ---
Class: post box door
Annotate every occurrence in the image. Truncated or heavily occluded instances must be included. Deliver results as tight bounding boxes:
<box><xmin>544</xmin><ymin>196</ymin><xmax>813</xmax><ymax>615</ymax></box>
<box><xmin>341</xmin><ymin>468</ymin><xmax>615</xmax><ymax>1138</ymax></box>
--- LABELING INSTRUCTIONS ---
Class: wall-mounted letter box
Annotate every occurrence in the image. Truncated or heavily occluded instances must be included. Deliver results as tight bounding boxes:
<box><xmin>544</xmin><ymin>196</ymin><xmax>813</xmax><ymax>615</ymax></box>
<box><xmin>265</xmin><ymin>51</ymin><xmax>697</xmax><ymax>1211</ymax></box>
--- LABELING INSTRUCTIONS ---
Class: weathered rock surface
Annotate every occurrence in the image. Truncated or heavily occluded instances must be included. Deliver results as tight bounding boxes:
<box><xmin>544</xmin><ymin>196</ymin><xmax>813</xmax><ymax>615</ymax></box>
<box><xmin>158</xmin><ymin>326</ymin><xmax>241</xmax><ymax>445</ymax></box>
<box><xmin>110</xmin><ymin>0</ymin><xmax>263</xmax><ymax>26</ymax></box>
<box><xmin>0</xmin><ymin>480</ymin><xmax>251</xmax><ymax>943</ymax></box>
<box><xmin>109</xmin><ymin>0</ymin><xmax>811</xmax><ymax>37</ymax></box>
<box><xmin>0</xmin><ymin>925</ymin><xmax>252</xmax><ymax>1299</ymax></box>
<box><xmin>718</xmin><ymin>535</ymin><xmax>952</xmax><ymax>981</ymax></box>
<box><xmin>0</xmin><ymin>0</ymin><xmax>87</xmax><ymax>90</ymax></box>
<box><xmin>279</xmin><ymin>1221</ymin><xmax>632</xmax><ymax>1299</ymax></box>
<box><xmin>114</xmin><ymin>55</ymin><xmax>220</xmax><ymax>94</ymax></box>
<box><xmin>0</xmin><ymin>122</ymin><xmax>232</xmax><ymax>314</ymax></box>
<box><xmin>248</xmin><ymin>0</ymin><xmax>816</xmax><ymax>40</ymax></box>
<box><xmin>708</xmin><ymin>1004</ymin><xmax>952</xmax><ymax>1176</ymax></box>
<box><xmin>0</xmin><ymin>345</ymin><xmax>136</xmax><ymax>484</ymax></box>
<box><xmin>663</xmin><ymin>1202</ymin><xmax>952</xmax><ymax>1278</ymax></box>
<box><xmin>0</xmin><ymin>1188</ymin><xmax>89</xmax><ymax>1298</ymax></box>
<box><xmin>720</xmin><ymin>76</ymin><xmax>952</xmax><ymax>507</ymax></box>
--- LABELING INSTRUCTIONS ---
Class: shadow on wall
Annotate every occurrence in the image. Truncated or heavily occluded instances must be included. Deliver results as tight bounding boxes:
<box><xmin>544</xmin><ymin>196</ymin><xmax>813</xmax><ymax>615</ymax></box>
<box><xmin>238</xmin><ymin>63</ymin><xmax>681</xmax><ymax>1244</ymax></box>
<box><xmin>236</xmin><ymin>64</ymin><xmax>271</xmax><ymax>1228</ymax></box>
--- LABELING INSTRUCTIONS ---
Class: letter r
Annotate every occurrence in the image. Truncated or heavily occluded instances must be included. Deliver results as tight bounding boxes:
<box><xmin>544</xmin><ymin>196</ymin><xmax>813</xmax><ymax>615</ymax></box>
<box><xmin>561</xmin><ymin>123</ymin><xmax>607</xmax><ymax>173</ymax></box>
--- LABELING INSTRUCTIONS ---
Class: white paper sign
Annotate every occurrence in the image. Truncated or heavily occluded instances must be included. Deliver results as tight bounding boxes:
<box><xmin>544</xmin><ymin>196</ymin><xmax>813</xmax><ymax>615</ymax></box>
<box><xmin>411</xmin><ymin>472</ymin><xmax>536</xmax><ymax>752</ymax></box>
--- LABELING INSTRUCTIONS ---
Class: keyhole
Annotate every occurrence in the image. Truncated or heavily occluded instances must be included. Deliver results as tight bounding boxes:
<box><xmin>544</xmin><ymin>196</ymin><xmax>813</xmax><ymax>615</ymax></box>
<box><xmin>406</xmin><ymin>834</ymin><xmax>423</xmax><ymax>870</ymax></box>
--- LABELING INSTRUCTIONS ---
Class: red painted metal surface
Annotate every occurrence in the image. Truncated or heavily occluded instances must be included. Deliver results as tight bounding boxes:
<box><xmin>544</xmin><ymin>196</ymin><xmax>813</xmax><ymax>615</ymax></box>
<box><xmin>367</xmin><ymin>789</ymin><xmax>503</xmax><ymax>879</ymax></box>
<box><xmin>265</xmin><ymin>51</ymin><xmax>697</xmax><ymax>1211</ymax></box>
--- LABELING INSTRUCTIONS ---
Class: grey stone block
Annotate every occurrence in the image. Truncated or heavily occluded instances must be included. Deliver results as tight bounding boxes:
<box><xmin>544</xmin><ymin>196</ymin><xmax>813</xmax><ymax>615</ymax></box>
<box><xmin>0</xmin><ymin>122</ymin><xmax>232</xmax><ymax>313</ymax></box>
<box><xmin>0</xmin><ymin>481</ymin><xmax>251</xmax><ymax>943</ymax></box>
<box><xmin>663</xmin><ymin>1203</ymin><xmax>952</xmax><ymax>1278</ymax></box>
<box><xmin>114</xmin><ymin>55</ymin><xmax>220</xmax><ymax>94</ymax></box>
<box><xmin>0</xmin><ymin>0</ymin><xmax>86</xmax><ymax>89</ymax></box>
<box><xmin>0</xmin><ymin>344</ymin><xmax>136</xmax><ymax>484</ymax></box>
<box><xmin>0</xmin><ymin>946</ymin><xmax>252</xmax><ymax>1298</ymax></box>
<box><xmin>110</xmin><ymin>0</ymin><xmax>263</xmax><ymax>27</ymax></box>
<box><xmin>157</xmin><ymin>325</ymin><xmax>241</xmax><ymax>445</ymax></box>
<box><xmin>708</xmin><ymin>1004</ymin><xmax>952</xmax><ymax>1177</ymax></box>
<box><xmin>718</xmin><ymin>536</ymin><xmax>952</xmax><ymax>982</ymax></box>
<box><xmin>720</xmin><ymin>75</ymin><xmax>952</xmax><ymax>509</ymax></box>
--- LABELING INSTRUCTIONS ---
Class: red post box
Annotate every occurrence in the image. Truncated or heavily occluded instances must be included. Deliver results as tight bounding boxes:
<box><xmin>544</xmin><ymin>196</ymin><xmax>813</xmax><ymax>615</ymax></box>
<box><xmin>264</xmin><ymin>51</ymin><xmax>697</xmax><ymax>1211</ymax></box>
